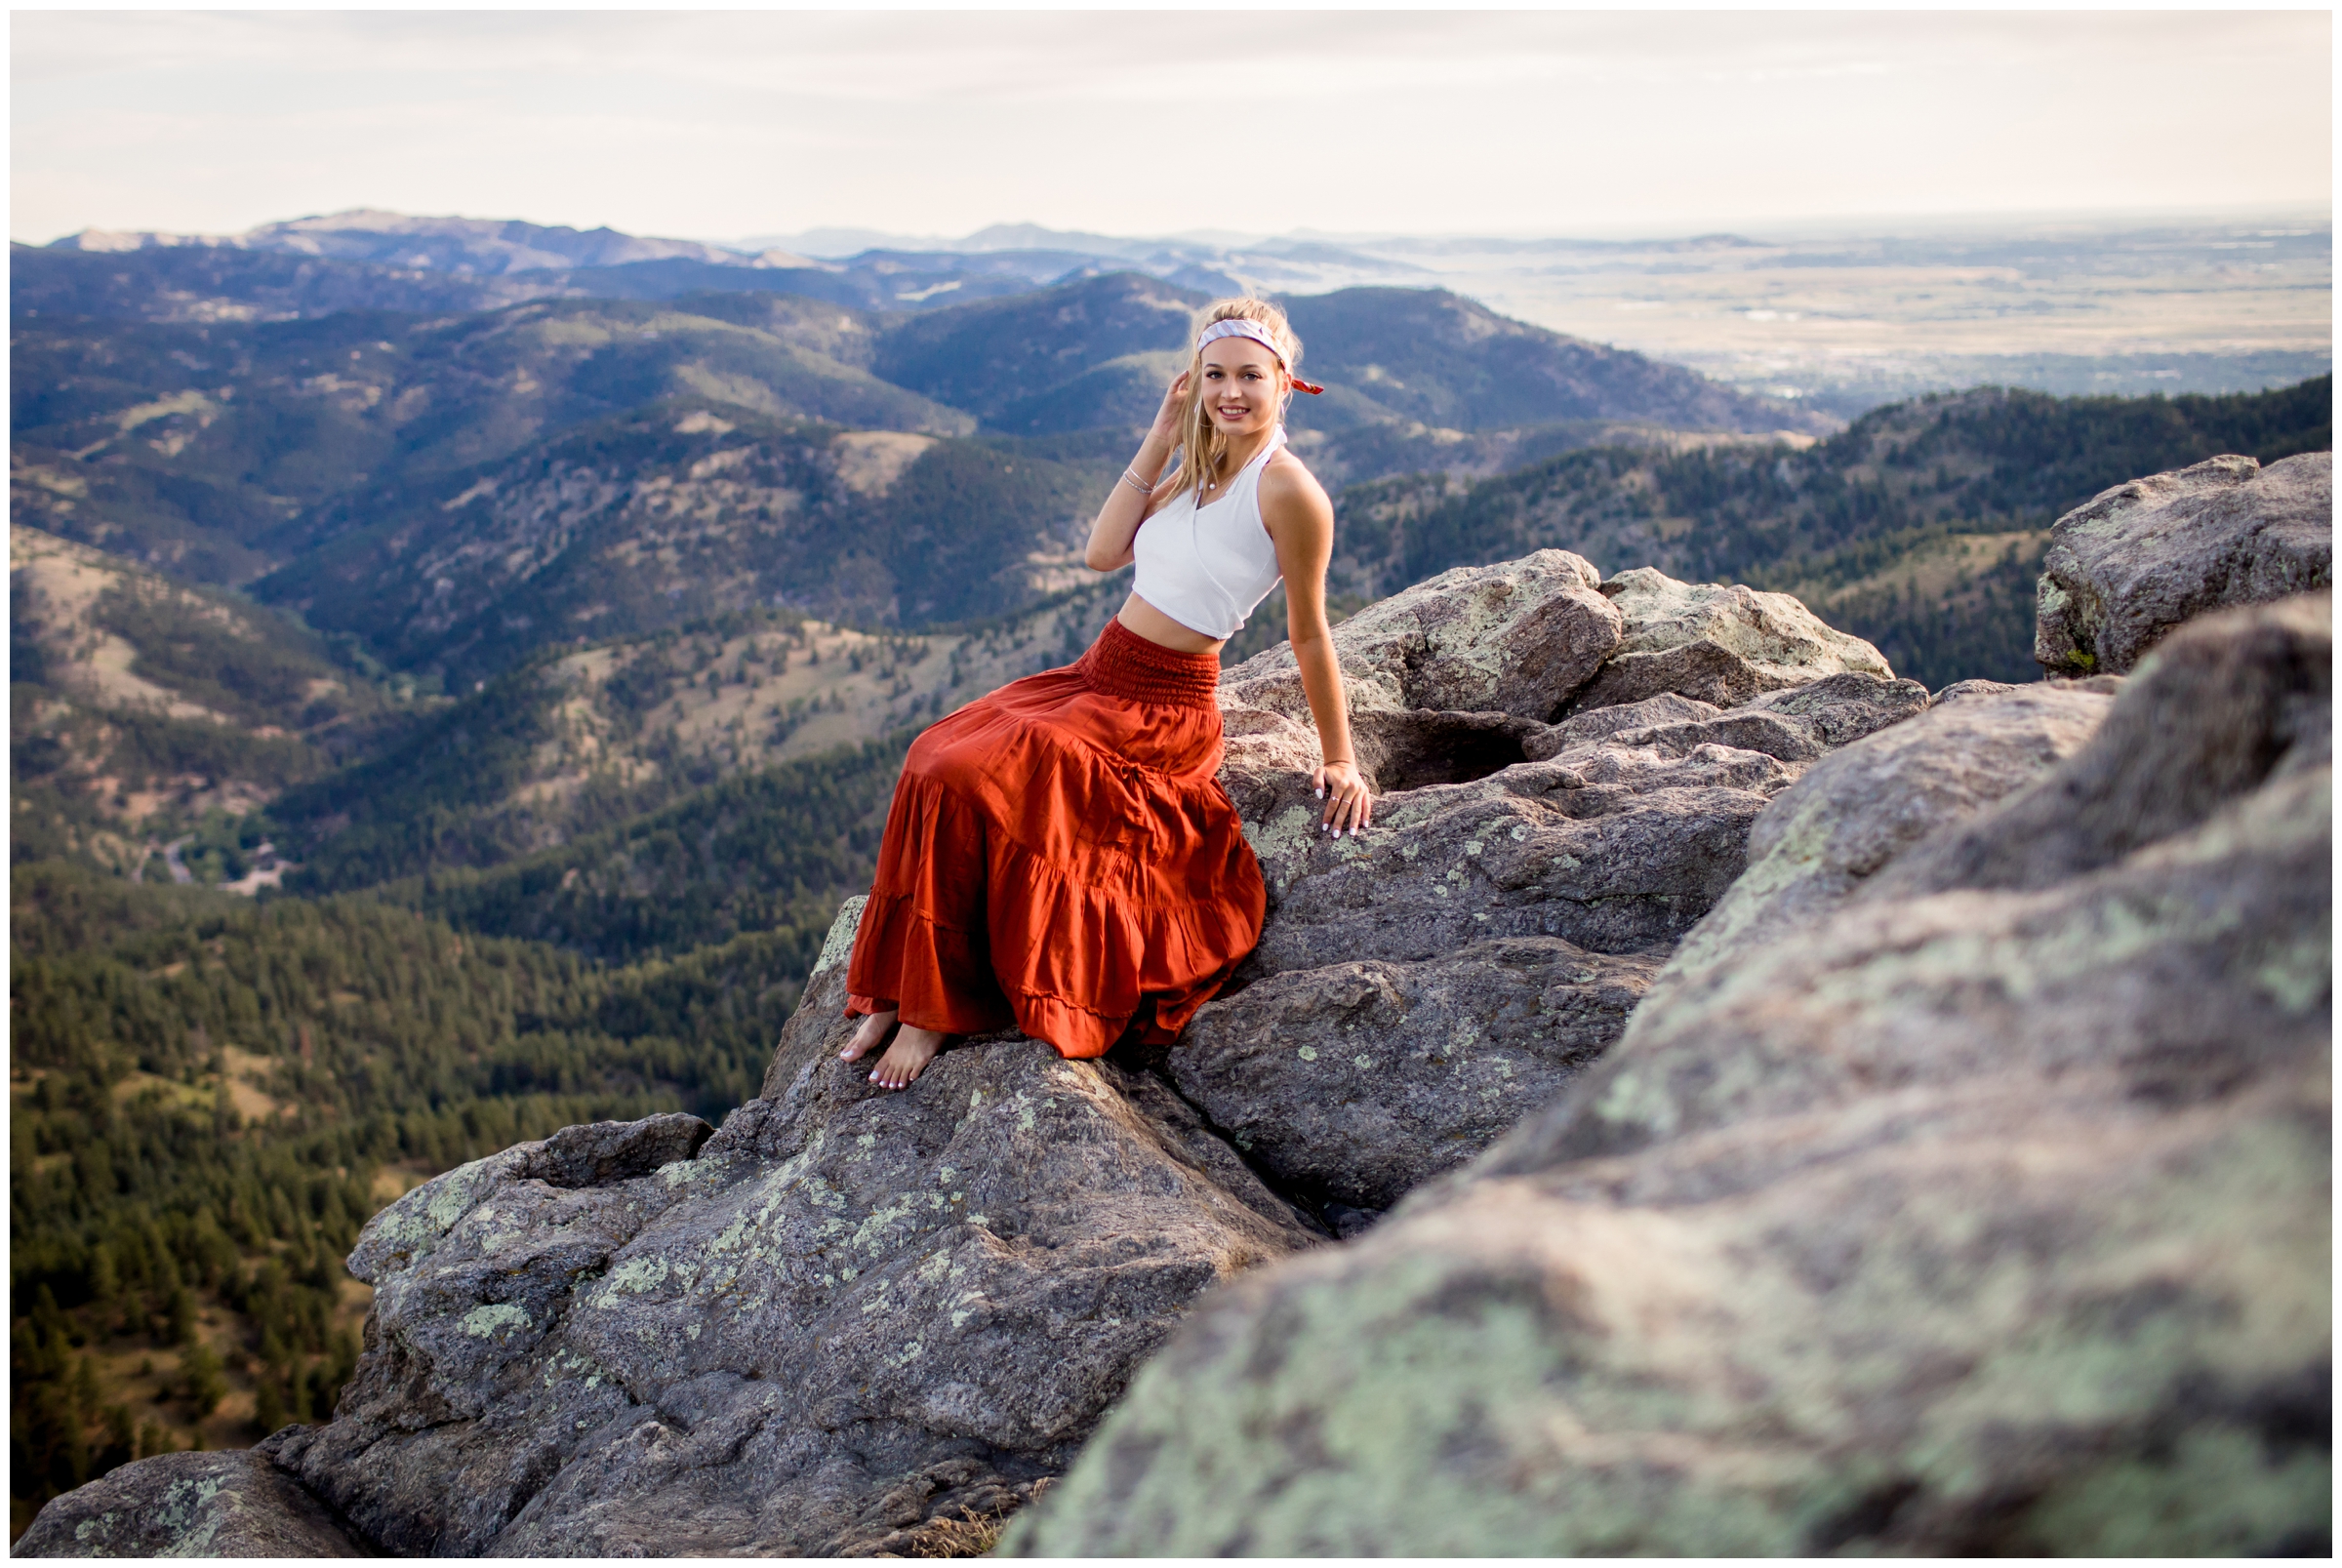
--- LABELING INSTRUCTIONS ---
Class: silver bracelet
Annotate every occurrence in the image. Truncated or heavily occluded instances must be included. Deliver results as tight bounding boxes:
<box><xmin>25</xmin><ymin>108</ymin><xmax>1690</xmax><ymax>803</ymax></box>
<box><xmin>1120</xmin><ymin>466</ymin><xmax>1155</xmax><ymax>495</ymax></box>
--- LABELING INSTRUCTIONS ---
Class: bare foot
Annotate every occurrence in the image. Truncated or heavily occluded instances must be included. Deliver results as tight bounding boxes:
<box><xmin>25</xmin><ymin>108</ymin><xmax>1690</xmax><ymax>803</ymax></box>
<box><xmin>868</xmin><ymin>1025</ymin><xmax>948</xmax><ymax>1090</ymax></box>
<box><xmin>840</xmin><ymin>1008</ymin><xmax>899</xmax><ymax>1064</ymax></box>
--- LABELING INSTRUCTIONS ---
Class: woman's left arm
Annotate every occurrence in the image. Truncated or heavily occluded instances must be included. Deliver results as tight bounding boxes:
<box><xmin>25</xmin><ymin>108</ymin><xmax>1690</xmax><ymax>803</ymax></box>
<box><xmin>1261</xmin><ymin>460</ymin><xmax>1372</xmax><ymax>836</ymax></box>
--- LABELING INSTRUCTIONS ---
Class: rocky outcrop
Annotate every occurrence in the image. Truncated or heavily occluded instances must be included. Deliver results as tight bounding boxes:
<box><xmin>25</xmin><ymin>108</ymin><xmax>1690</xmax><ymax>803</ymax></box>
<box><xmin>1565</xmin><ymin>567</ymin><xmax>1894</xmax><ymax>711</ymax></box>
<box><xmin>1189</xmin><ymin>572</ymin><xmax>1925</xmax><ymax>1212</ymax></box>
<box><xmin>1166</xmin><ymin>939</ymin><xmax>1664</xmax><ymax>1217</ymax></box>
<box><xmin>15</xmin><ymin>1451</ymin><xmax>369</xmax><ymax>1557</ymax></box>
<box><xmin>2035</xmin><ymin>451</ymin><xmax>2331</xmax><ymax>676</ymax></box>
<box><xmin>1221</xmin><ymin>549</ymin><xmax>1625</xmax><ymax>723</ymax></box>
<box><xmin>254</xmin><ymin>949</ymin><xmax>1316</xmax><ymax>1556</ymax></box>
<box><xmin>1642</xmin><ymin>677</ymin><xmax>2118</xmax><ymax>1014</ymax></box>
<box><xmin>1009</xmin><ymin>593</ymin><xmax>2331</xmax><ymax>1556</ymax></box>
<box><xmin>20</xmin><ymin>548</ymin><xmax>1937</xmax><ymax>1557</ymax></box>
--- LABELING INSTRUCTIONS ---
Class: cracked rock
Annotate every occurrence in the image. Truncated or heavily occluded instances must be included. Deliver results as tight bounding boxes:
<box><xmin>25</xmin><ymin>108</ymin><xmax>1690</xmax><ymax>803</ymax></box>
<box><xmin>1180</xmin><ymin>562</ymin><xmax>1927</xmax><ymax>1238</ymax></box>
<box><xmin>1565</xmin><ymin>566</ymin><xmax>1895</xmax><ymax>712</ymax></box>
<box><xmin>2036</xmin><ymin>451</ymin><xmax>2331</xmax><ymax>676</ymax></box>
<box><xmin>15</xmin><ymin>1451</ymin><xmax>367</xmax><ymax>1558</ymax></box>
<box><xmin>1010</xmin><ymin>593</ymin><xmax>2331</xmax><ymax>1557</ymax></box>
<box><xmin>1168</xmin><ymin>938</ymin><xmax>1663</xmax><ymax>1212</ymax></box>
<box><xmin>262</xmin><ymin>935</ymin><xmax>1317</xmax><ymax>1556</ymax></box>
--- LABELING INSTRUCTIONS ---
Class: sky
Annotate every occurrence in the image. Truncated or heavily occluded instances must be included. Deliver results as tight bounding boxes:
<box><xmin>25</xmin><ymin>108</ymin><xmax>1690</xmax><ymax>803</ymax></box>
<box><xmin>11</xmin><ymin>9</ymin><xmax>2333</xmax><ymax>247</ymax></box>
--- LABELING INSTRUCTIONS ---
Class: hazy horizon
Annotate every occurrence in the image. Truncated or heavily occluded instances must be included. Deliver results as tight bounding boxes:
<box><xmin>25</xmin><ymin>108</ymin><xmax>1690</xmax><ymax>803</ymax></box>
<box><xmin>14</xmin><ymin>11</ymin><xmax>2330</xmax><ymax>246</ymax></box>
<box><xmin>30</xmin><ymin>201</ymin><xmax>2333</xmax><ymax>260</ymax></box>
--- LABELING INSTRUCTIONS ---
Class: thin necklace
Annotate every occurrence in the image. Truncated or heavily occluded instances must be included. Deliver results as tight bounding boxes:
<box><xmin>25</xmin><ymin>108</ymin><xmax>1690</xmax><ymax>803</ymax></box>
<box><xmin>1208</xmin><ymin>430</ymin><xmax>1271</xmax><ymax>492</ymax></box>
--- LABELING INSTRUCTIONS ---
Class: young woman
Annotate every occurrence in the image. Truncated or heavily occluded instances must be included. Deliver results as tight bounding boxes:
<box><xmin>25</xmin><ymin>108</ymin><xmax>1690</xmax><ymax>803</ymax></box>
<box><xmin>839</xmin><ymin>298</ymin><xmax>1373</xmax><ymax>1089</ymax></box>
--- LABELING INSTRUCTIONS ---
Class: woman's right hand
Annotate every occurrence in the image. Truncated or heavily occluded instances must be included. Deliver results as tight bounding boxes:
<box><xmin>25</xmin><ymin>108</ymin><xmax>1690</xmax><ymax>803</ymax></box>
<box><xmin>1148</xmin><ymin>371</ymin><xmax>1191</xmax><ymax>447</ymax></box>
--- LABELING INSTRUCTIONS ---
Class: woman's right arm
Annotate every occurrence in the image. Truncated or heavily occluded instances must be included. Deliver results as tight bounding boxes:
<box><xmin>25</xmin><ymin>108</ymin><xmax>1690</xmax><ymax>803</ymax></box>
<box><xmin>1084</xmin><ymin>373</ymin><xmax>1188</xmax><ymax>572</ymax></box>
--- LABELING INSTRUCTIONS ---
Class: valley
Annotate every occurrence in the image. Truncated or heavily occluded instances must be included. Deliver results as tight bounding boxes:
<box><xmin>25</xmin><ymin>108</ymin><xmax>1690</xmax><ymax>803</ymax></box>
<box><xmin>9</xmin><ymin>207</ymin><xmax>2331</xmax><ymax>1539</ymax></box>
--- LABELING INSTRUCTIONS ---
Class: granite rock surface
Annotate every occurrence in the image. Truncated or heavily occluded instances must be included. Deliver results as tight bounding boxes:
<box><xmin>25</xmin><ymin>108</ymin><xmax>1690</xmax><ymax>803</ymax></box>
<box><xmin>1011</xmin><ymin>593</ymin><xmax>2331</xmax><ymax>1557</ymax></box>
<box><xmin>1166</xmin><ymin>938</ymin><xmax>1664</xmax><ymax>1215</ymax></box>
<box><xmin>261</xmin><ymin>943</ymin><xmax>1317</xmax><ymax>1557</ymax></box>
<box><xmin>20</xmin><ymin>549</ymin><xmax>1940</xmax><ymax>1557</ymax></box>
<box><xmin>1565</xmin><ymin>566</ymin><xmax>1895</xmax><ymax>712</ymax></box>
<box><xmin>1641</xmin><ymin>679</ymin><xmax>2116</xmax><ymax>1016</ymax></box>
<box><xmin>15</xmin><ymin>1451</ymin><xmax>369</xmax><ymax>1558</ymax></box>
<box><xmin>2035</xmin><ymin>450</ymin><xmax>2330</xmax><ymax>676</ymax></box>
<box><xmin>1178</xmin><ymin>563</ymin><xmax>1926</xmax><ymax>1215</ymax></box>
<box><xmin>1219</xmin><ymin>548</ymin><xmax>1624</xmax><ymax>723</ymax></box>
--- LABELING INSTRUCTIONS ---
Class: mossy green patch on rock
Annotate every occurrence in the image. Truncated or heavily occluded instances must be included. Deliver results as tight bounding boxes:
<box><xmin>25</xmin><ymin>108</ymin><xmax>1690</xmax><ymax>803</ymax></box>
<box><xmin>1014</xmin><ymin>592</ymin><xmax>2330</xmax><ymax>1558</ymax></box>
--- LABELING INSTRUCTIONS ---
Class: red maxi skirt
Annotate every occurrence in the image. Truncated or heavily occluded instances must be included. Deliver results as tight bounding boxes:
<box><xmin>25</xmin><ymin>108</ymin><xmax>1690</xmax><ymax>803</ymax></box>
<box><xmin>845</xmin><ymin>617</ymin><xmax>1268</xmax><ymax>1059</ymax></box>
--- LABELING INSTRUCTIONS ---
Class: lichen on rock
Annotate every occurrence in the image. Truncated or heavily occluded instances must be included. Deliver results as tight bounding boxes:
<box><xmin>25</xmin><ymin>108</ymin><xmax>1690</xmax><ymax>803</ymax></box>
<box><xmin>1007</xmin><ymin>593</ymin><xmax>2331</xmax><ymax>1557</ymax></box>
<box><xmin>2034</xmin><ymin>450</ymin><xmax>2331</xmax><ymax>676</ymax></box>
<box><xmin>1566</xmin><ymin>565</ymin><xmax>1895</xmax><ymax>711</ymax></box>
<box><xmin>15</xmin><ymin>1451</ymin><xmax>368</xmax><ymax>1558</ymax></box>
<box><xmin>261</xmin><ymin>945</ymin><xmax>1319</xmax><ymax>1556</ymax></box>
<box><xmin>19</xmin><ymin>546</ymin><xmax>1951</xmax><ymax>1558</ymax></box>
<box><xmin>1221</xmin><ymin>547</ymin><xmax>1624</xmax><ymax>722</ymax></box>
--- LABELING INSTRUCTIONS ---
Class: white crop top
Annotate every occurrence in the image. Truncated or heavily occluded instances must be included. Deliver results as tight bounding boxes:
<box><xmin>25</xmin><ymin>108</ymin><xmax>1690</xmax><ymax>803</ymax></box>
<box><xmin>1131</xmin><ymin>427</ymin><xmax>1287</xmax><ymax>639</ymax></box>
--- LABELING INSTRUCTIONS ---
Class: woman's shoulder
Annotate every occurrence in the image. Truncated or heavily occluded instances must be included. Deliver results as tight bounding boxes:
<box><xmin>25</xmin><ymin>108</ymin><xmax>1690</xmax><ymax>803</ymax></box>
<box><xmin>1260</xmin><ymin>444</ymin><xmax>1330</xmax><ymax>510</ymax></box>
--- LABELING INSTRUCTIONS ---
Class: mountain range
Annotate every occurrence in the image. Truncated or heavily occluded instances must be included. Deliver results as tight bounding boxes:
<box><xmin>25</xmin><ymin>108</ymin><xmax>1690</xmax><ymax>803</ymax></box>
<box><xmin>12</xmin><ymin>261</ymin><xmax>1827</xmax><ymax>618</ymax></box>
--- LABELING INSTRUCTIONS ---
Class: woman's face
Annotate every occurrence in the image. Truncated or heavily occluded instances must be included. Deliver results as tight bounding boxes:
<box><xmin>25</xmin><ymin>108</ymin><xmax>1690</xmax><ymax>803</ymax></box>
<box><xmin>1197</xmin><ymin>339</ymin><xmax>1285</xmax><ymax>434</ymax></box>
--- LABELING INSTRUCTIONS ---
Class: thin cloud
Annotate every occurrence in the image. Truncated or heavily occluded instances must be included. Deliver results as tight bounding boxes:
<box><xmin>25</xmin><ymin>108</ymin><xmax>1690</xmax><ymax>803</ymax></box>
<box><xmin>12</xmin><ymin>10</ymin><xmax>2330</xmax><ymax>243</ymax></box>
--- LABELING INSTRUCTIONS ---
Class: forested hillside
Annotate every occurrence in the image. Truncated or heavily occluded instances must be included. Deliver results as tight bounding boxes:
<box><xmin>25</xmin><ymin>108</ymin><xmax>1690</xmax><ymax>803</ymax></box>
<box><xmin>256</xmin><ymin>406</ymin><xmax>1107</xmax><ymax>681</ymax></box>
<box><xmin>1334</xmin><ymin>378</ymin><xmax>2332</xmax><ymax>685</ymax></box>
<box><xmin>10</xmin><ymin>526</ymin><xmax>413</xmax><ymax>875</ymax></box>
<box><xmin>8</xmin><ymin>860</ymin><xmax>799</xmax><ymax>1532</ymax></box>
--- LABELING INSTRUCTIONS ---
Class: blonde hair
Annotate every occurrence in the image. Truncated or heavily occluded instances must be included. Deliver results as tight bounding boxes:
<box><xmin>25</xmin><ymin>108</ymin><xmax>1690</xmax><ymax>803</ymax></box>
<box><xmin>1167</xmin><ymin>298</ymin><xmax>1304</xmax><ymax>502</ymax></box>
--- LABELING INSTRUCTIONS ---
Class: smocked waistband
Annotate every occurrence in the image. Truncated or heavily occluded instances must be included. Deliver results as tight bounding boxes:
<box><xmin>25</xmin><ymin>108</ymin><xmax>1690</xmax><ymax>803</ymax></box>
<box><xmin>1076</xmin><ymin>617</ymin><xmax>1225</xmax><ymax>709</ymax></box>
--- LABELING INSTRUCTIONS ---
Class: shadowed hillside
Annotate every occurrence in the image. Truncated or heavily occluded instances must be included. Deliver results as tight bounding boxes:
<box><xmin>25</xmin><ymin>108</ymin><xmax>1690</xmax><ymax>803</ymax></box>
<box><xmin>11</xmin><ymin>302</ymin><xmax>970</xmax><ymax>584</ymax></box>
<box><xmin>252</xmin><ymin>403</ymin><xmax>1110</xmax><ymax>682</ymax></box>
<box><xmin>10</xmin><ymin>527</ymin><xmax>413</xmax><ymax>874</ymax></box>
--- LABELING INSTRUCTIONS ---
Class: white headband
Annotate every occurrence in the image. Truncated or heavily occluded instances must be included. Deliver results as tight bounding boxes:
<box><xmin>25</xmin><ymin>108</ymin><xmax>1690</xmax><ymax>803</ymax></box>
<box><xmin>1195</xmin><ymin>317</ymin><xmax>1288</xmax><ymax>363</ymax></box>
<box><xmin>1194</xmin><ymin>318</ymin><xmax>1324</xmax><ymax>393</ymax></box>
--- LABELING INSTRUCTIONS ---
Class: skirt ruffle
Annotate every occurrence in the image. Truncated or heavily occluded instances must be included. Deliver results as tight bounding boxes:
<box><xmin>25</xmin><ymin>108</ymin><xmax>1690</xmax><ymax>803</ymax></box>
<box><xmin>845</xmin><ymin>618</ymin><xmax>1266</xmax><ymax>1059</ymax></box>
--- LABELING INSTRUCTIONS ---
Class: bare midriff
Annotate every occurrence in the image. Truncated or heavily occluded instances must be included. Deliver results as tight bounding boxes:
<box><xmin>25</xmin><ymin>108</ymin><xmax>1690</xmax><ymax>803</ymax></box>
<box><xmin>1116</xmin><ymin>592</ymin><xmax>1226</xmax><ymax>656</ymax></box>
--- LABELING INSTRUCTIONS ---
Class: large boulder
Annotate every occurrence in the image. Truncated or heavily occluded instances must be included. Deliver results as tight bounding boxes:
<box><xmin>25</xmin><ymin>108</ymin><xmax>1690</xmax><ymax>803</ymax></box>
<box><xmin>1172</xmin><ymin>565</ymin><xmax>1925</xmax><ymax>1247</ymax></box>
<box><xmin>2035</xmin><ymin>451</ymin><xmax>2331</xmax><ymax>676</ymax></box>
<box><xmin>16</xmin><ymin>1451</ymin><xmax>368</xmax><ymax>1557</ymax></box>
<box><xmin>1565</xmin><ymin>567</ymin><xmax>1895</xmax><ymax>712</ymax></box>
<box><xmin>1009</xmin><ymin>594</ymin><xmax>2330</xmax><ymax>1556</ymax></box>
<box><xmin>262</xmin><ymin>931</ymin><xmax>1318</xmax><ymax>1557</ymax></box>
<box><xmin>1165</xmin><ymin>938</ymin><xmax>1664</xmax><ymax>1217</ymax></box>
<box><xmin>1222</xmin><ymin>548</ymin><xmax>1624</xmax><ymax>722</ymax></box>
<box><xmin>1643</xmin><ymin>677</ymin><xmax>2117</xmax><ymax>1015</ymax></box>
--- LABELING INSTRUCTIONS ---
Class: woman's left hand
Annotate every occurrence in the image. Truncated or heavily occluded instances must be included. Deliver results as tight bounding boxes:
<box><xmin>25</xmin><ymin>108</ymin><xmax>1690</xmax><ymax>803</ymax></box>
<box><xmin>1313</xmin><ymin>760</ymin><xmax>1372</xmax><ymax>836</ymax></box>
